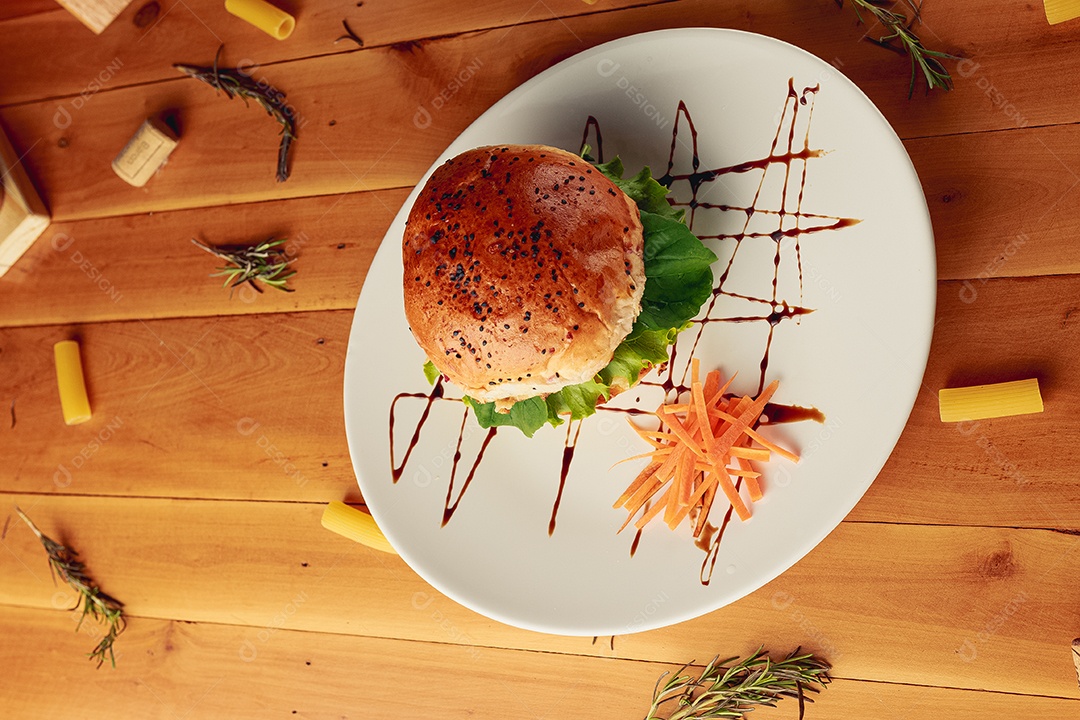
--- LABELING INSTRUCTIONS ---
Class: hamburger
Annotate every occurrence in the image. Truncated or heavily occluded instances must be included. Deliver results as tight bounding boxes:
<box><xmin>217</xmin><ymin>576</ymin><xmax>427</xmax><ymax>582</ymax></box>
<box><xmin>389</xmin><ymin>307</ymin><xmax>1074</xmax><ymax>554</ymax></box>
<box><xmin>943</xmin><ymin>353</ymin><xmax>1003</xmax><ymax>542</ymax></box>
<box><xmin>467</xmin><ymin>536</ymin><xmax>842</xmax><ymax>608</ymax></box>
<box><xmin>403</xmin><ymin>144</ymin><xmax>716</xmax><ymax>436</ymax></box>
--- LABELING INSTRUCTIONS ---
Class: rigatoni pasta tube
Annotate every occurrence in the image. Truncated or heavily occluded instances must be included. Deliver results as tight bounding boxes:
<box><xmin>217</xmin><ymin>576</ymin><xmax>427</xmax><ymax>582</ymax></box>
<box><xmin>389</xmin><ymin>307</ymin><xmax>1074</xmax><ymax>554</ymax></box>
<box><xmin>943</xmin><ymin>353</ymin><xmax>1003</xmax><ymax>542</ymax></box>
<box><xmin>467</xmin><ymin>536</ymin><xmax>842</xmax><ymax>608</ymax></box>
<box><xmin>1044</xmin><ymin>0</ymin><xmax>1080</xmax><ymax>25</ymax></box>
<box><xmin>321</xmin><ymin>501</ymin><xmax>396</xmax><ymax>554</ymax></box>
<box><xmin>224</xmin><ymin>0</ymin><xmax>295</xmax><ymax>40</ymax></box>
<box><xmin>54</xmin><ymin>340</ymin><xmax>92</xmax><ymax>425</ymax></box>
<box><xmin>938</xmin><ymin>379</ymin><xmax>1043</xmax><ymax>422</ymax></box>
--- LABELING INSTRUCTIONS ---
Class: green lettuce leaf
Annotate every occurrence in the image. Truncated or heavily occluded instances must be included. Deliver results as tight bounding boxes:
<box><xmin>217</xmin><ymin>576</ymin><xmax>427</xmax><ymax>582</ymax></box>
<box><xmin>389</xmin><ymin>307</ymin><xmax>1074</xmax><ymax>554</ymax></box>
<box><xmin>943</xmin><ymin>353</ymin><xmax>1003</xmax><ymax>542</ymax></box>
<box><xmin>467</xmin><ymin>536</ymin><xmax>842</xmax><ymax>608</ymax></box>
<box><xmin>632</xmin><ymin>211</ymin><xmax>716</xmax><ymax>336</ymax></box>
<box><xmin>422</xmin><ymin>360</ymin><xmax>440</xmax><ymax>386</ymax></box>
<box><xmin>462</xmin><ymin>395</ymin><xmax>549</xmax><ymax>438</ymax></box>
<box><xmin>455</xmin><ymin>155</ymin><xmax>717</xmax><ymax>436</ymax></box>
<box><xmin>598</xmin><ymin>327</ymin><xmax>677</xmax><ymax>390</ymax></box>
<box><xmin>544</xmin><ymin>380</ymin><xmax>610</xmax><ymax>426</ymax></box>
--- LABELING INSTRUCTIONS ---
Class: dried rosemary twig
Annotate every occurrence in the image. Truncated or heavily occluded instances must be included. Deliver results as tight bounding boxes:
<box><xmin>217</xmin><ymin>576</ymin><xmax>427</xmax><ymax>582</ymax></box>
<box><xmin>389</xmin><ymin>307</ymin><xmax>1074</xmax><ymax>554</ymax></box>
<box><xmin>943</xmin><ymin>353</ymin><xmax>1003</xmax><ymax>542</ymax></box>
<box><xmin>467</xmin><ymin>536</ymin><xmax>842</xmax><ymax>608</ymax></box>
<box><xmin>192</xmin><ymin>237</ymin><xmax>296</xmax><ymax>293</ymax></box>
<box><xmin>15</xmin><ymin>507</ymin><xmax>126</xmax><ymax>669</ymax></box>
<box><xmin>644</xmin><ymin>648</ymin><xmax>831</xmax><ymax>720</ymax></box>
<box><xmin>834</xmin><ymin>0</ymin><xmax>957</xmax><ymax>97</ymax></box>
<box><xmin>334</xmin><ymin>19</ymin><xmax>364</xmax><ymax>47</ymax></box>
<box><xmin>175</xmin><ymin>46</ymin><xmax>298</xmax><ymax>181</ymax></box>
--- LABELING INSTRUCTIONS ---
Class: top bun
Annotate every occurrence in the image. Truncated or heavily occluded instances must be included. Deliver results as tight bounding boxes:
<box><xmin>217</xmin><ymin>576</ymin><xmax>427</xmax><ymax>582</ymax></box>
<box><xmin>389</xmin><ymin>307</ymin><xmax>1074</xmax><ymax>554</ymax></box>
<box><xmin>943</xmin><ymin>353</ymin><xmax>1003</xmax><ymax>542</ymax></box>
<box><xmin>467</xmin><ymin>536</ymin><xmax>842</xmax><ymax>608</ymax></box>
<box><xmin>402</xmin><ymin>144</ymin><xmax>645</xmax><ymax>407</ymax></box>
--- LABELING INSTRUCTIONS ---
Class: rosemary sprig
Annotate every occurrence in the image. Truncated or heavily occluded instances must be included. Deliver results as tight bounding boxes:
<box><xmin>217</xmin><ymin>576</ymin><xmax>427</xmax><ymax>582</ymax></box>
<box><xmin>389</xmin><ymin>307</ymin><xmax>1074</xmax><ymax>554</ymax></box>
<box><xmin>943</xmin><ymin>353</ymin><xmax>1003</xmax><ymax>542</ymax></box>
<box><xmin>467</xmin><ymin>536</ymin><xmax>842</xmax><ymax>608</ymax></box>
<box><xmin>15</xmin><ymin>507</ymin><xmax>126</xmax><ymax>669</ymax></box>
<box><xmin>835</xmin><ymin>0</ymin><xmax>957</xmax><ymax>97</ymax></box>
<box><xmin>644</xmin><ymin>648</ymin><xmax>831</xmax><ymax>720</ymax></box>
<box><xmin>175</xmin><ymin>46</ymin><xmax>298</xmax><ymax>182</ymax></box>
<box><xmin>192</xmin><ymin>237</ymin><xmax>296</xmax><ymax>293</ymax></box>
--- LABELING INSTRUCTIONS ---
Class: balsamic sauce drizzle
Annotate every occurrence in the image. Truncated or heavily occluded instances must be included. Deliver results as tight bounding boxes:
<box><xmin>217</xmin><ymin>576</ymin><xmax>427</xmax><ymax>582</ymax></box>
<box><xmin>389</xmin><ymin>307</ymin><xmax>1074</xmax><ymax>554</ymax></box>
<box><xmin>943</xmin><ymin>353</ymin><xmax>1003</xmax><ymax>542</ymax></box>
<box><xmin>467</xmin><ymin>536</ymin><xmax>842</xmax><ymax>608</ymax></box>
<box><xmin>388</xmin><ymin>78</ymin><xmax>859</xmax><ymax>585</ymax></box>
<box><xmin>549</xmin><ymin>420</ymin><xmax>583</xmax><ymax>536</ymax></box>
<box><xmin>579</xmin><ymin>116</ymin><xmax>603</xmax><ymax>161</ymax></box>
<box><xmin>389</xmin><ymin>377</ymin><xmax>444</xmax><ymax>484</ymax></box>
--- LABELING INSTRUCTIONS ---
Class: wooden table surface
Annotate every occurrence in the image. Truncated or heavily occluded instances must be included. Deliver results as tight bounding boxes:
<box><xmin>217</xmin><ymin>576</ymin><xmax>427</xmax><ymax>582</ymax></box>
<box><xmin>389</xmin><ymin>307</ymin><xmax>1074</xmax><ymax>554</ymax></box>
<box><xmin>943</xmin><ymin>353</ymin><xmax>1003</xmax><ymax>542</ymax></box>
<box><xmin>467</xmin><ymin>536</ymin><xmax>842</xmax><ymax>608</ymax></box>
<box><xmin>2</xmin><ymin>1</ymin><xmax>1079</xmax><ymax>717</ymax></box>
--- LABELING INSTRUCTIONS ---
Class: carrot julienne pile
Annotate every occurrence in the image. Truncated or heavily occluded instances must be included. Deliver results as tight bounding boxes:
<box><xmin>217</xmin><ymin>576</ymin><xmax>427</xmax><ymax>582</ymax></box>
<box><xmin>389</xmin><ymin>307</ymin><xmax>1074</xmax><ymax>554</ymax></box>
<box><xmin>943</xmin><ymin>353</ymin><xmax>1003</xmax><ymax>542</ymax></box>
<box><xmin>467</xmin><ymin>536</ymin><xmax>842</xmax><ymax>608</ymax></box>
<box><xmin>614</xmin><ymin>359</ymin><xmax>798</xmax><ymax>536</ymax></box>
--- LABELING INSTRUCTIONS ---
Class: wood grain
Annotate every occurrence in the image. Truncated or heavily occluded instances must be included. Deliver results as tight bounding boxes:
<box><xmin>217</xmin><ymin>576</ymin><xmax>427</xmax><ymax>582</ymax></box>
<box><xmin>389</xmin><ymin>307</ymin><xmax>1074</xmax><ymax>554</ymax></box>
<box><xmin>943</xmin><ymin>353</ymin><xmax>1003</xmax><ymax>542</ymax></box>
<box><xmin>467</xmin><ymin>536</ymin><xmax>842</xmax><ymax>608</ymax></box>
<box><xmin>0</xmin><ymin>604</ymin><xmax>659</xmax><ymax>720</ymax></box>
<box><xmin>1044</xmin><ymin>0</ymin><xmax>1080</xmax><ymax>24</ymax></box>
<box><xmin>3</xmin><ymin>603</ymin><xmax>1076</xmax><ymax>719</ymax></box>
<box><xmin>911</xmin><ymin>125</ymin><xmax>1080</xmax><ymax>282</ymax></box>
<box><xmin>1</xmin><ymin>495</ymin><xmax>1078</xmax><ymax>698</ymax></box>
<box><xmin>3</xmin><ymin>0</ymin><xmax>1080</xmax><ymax>223</ymax></box>
<box><xmin>0</xmin><ymin>310</ymin><xmax>355</xmax><ymax>502</ymax></box>
<box><xmin>2</xmin><ymin>2</ymin><xmax>1078</xmax><ymax>716</ymax></box>
<box><xmin>0</xmin><ymin>0</ymin><xmax>656</xmax><ymax>107</ymax></box>
<box><xmin>0</xmin><ymin>0</ymin><xmax>59</xmax><ymax>22</ymax></box>
<box><xmin>850</xmin><ymin>274</ymin><xmax>1080</xmax><ymax>527</ymax></box>
<box><xmin>0</xmin><ymin>188</ymin><xmax>409</xmax><ymax>326</ymax></box>
<box><xmin>1</xmin><ymin>0</ymin><xmax>1076</xmax><ymax>141</ymax></box>
<box><xmin>2</xmin><ymin>275</ymin><xmax>1078</xmax><ymax>530</ymax></box>
<box><xmin>2</xmin><ymin>122</ymin><xmax>1079</xmax><ymax>326</ymax></box>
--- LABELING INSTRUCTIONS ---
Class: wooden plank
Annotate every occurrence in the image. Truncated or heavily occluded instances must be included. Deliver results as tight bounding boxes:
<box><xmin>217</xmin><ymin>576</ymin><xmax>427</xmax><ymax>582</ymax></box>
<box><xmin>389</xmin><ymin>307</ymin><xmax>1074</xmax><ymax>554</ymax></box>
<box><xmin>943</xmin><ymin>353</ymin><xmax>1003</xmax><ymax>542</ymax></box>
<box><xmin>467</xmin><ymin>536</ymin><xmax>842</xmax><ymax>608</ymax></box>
<box><xmin>3</xmin><ymin>605</ymin><xmax>1075</xmax><ymax>720</ymax></box>
<box><xmin>909</xmin><ymin>126</ymin><xmax>1080</xmax><ymax>282</ymax></box>
<box><xmin>0</xmin><ymin>0</ymin><xmax>656</xmax><ymax>107</ymax></box>
<box><xmin>849</xmin><ymin>274</ymin><xmax>1080</xmax><ymax>528</ymax></box>
<box><xmin>1</xmin><ymin>0</ymin><xmax>1076</xmax><ymax>142</ymax></box>
<box><xmin>2</xmin><ymin>274</ymin><xmax>1078</xmax><ymax>528</ymax></box>
<box><xmin>0</xmin><ymin>310</ymin><xmax>357</xmax><ymax>502</ymax></box>
<box><xmin>0</xmin><ymin>604</ymin><xmax>658</xmax><ymax>720</ymax></box>
<box><xmin>1</xmin><ymin>495</ymin><xmax>1078</xmax><ymax>698</ymax></box>
<box><xmin>4</xmin><ymin>1</ymin><xmax>1080</xmax><ymax>223</ymax></box>
<box><xmin>0</xmin><ymin>188</ymin><xmax>409</xmax><ymax>326</ymax></box>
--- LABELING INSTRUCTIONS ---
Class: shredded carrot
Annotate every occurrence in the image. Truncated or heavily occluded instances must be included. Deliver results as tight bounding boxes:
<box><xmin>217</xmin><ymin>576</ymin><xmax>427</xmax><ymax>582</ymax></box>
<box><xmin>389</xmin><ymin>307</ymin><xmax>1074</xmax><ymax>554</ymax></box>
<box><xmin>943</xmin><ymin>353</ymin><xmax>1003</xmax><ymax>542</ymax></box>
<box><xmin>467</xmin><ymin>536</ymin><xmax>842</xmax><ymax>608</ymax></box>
<box><xmin>694</xmin><ymin>481</ymin><xmax>717</xmax><ymax>537</ymax></box>
<box><xmin>614</xmin><ymin>461</ymin><xmax>664</xmax><ymax>508</ymax></box>
<box><xmin>616</xmin><ymin>367</ymin><xmax>799</xmax><ymax>539</ymax></box>
<box><xmin>734</xmin><ymin>434</ymin><xmax>764</xmax><ymax>502</ymax></box>
<box><xmin>636</xmin><ymin>485</ymin><xmax>674</xmax><ymax>530</ymax></box>
<box><xmin>729</xmin><ymin>446</ymin><xmax>771</xmax><ymax>462</ymax></box>
<box><xmin>611</xmin><ymin>447</ymin><xmax>674</xmax><ymax>468</ymax></box>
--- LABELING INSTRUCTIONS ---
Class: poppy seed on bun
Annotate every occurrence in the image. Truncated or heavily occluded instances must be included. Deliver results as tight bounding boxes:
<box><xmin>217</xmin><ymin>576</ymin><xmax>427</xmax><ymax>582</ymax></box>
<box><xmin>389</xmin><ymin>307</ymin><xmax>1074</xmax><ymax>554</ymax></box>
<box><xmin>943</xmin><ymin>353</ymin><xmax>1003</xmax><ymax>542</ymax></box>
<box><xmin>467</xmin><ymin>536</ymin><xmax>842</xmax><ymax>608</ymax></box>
<box><xmin>403</xmin><ymin>144</ymin><xmax>645</xmax><ymax>409</ymax></box>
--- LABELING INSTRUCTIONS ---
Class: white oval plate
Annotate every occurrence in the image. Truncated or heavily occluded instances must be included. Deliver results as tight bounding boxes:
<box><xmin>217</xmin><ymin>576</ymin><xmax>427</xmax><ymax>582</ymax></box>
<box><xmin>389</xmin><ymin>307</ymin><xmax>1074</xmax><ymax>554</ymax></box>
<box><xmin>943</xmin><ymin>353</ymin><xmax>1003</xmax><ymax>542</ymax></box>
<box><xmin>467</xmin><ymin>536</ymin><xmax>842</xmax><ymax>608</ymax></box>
<box><xmin>344</xmin><ymin>28</ymin><xmax>935</xmax><ymax>636</ymax></box>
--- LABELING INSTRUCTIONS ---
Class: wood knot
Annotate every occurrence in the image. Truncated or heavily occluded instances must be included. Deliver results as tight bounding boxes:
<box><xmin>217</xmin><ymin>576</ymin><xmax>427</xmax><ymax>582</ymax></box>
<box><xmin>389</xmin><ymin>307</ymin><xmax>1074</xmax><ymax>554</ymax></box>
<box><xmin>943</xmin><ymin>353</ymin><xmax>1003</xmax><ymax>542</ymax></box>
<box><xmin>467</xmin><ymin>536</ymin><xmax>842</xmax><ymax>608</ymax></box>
<box><xmin>133</xmin><ymin>1</ymin><xmax>160</xmax><ymax>28</ymax></box>
<box><xmin>390</xmin><ymin>40</ymin><xmax>423</xmax><ymax>54</ymax></box>
<box><xmin>978</xmin><ymin>549</ymin><xmax>1017</xmax><ymax>580</ymax></box>
<box><xmin>941</xmin><ymin>189</ymin><xmax>962</xmax><ymax>204</ymax></box>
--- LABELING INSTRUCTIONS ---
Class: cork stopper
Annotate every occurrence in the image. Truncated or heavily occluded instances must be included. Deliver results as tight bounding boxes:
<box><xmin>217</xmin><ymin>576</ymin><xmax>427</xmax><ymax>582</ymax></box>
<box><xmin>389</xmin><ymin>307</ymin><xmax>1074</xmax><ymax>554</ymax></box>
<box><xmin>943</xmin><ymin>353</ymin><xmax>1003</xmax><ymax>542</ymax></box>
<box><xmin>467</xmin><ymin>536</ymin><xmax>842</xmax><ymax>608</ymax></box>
<box><xmin>1045</xmin><ymin>0</ymin><xmax>1080</xmax><ymax>24</ymax></box>
<box><xmin>111</xmin><ymin>118</ymin><xmax>178</xmax><ymax>187</ymax></box>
